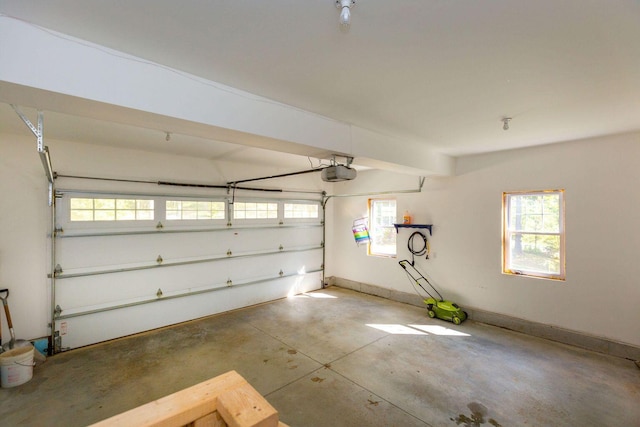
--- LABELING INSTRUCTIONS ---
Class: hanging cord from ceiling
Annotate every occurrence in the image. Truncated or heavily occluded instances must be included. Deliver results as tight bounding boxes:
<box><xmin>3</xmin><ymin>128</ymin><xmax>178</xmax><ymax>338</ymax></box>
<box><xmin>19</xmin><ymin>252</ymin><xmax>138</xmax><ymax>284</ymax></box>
<box><xmin>408</xmin><ymin>231</ymin><xmax>429</xmax><ymax>265</ymax></box>
<box><xmin>307</xmin><ymin>156</ymin><xmax>331</xmax><ymax>169</ymax></box>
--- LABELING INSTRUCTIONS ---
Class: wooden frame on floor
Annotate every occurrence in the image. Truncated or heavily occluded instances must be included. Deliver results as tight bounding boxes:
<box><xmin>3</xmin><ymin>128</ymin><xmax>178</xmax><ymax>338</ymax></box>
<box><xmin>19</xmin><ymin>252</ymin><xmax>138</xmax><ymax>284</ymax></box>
<box><xmin>89</xmin><ymin>370</ymin><xmax>288</xmax><ymax>427</ymax></box>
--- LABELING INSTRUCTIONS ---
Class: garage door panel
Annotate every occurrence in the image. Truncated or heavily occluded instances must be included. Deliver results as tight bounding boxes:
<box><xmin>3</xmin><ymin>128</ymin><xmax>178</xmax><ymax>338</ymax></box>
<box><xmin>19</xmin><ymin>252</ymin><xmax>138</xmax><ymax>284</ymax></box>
<box><xmin>226</xmin><ymin>227</ymin><xmax>323</xmax><ymax>251</ymax></box>
<box><xmin>222</xmin><ymin>250</ymin><xmax>321</xmax><ymax>281</ymax></box>
<box><xmin>57</xmin><ymin>272</ymin><xmax>323</xmax><ymax>350</ymax></box>
<box><xmin>58</xmin><ymin>228</ymin><xmax>322</xmax><ymax>270</ymax></box>
<box><xmin>56</xmin><ymin>249</ymin><xmax>322</xmax><ymax>313</ymax></box>
<box><xmin>57</xmin><ymin>233</ymin><xmax>236</xmax><ymax>270</ymax></box>
<box><xmin>56</xmin><ymin>262</ymin><xmax>232</xmax><ymax>311</ymax></box>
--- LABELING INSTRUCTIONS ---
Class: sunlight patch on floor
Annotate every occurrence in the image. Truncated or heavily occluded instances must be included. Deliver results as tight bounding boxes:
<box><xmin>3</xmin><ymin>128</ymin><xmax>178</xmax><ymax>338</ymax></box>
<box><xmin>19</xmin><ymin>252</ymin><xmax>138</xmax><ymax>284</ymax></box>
<box><xmin>305</xmin><ymin>292</ymin><xmax>338</xmax><ymax>299</ymax></box>
<box><xmin>409</xmin><ymin>324</ymin><xmax>471</xmax><ymax>336</ymax></box>
<box><xmin>291</xmin><ymin>292</ymin><xmax>338</xmax><ymax>299</ymax></box>
<box><xmin>365</xmin><ymin>323</ymin><xmax>471</xmax><ymax>336</ymax></box>
<box><xmin>366</xmin><ymin>324</ymin><xmax>428</xmax><ymax>335</ymax></box>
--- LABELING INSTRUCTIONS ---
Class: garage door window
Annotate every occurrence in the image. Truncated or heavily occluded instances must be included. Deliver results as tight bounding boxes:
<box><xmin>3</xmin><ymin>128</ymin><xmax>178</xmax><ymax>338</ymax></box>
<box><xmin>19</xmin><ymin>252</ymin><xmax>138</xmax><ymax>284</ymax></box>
<box><xmin>233</xmin><ymin>202</ymin><xmax>278</xmax><ymax>219</ymax></box>
<box><xmin>284</xmin><ymin>203</ymin><xmax>319</xmax><ymax>219</ymax></box>
<box><xmin>166</xmin><ymin>200</ymin><xmax>225</xmax><ymax>220</ymax></box>
<box><xmin>70</xmin><ymin>198</ymin><xmax>154</xmax><ymax>221</ymax></box>
<box><xmin>503</xmin><ymin>190</ymin><xmax>565</xmax><ymax>280</ymax></box>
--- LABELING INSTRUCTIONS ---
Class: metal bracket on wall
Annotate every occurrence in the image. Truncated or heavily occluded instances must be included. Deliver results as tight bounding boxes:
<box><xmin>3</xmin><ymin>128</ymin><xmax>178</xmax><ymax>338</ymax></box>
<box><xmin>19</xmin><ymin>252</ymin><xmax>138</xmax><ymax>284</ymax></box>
<box><xmin>10</xmin><ymin>105</ymin><xmax>55</xmax><ymax>187</ymax></box>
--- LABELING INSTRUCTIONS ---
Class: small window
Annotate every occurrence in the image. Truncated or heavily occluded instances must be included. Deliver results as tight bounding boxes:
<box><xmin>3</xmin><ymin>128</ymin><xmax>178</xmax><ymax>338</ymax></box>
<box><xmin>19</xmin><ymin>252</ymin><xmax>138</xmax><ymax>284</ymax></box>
<box><xmin>70</xmin><ymin>198</ymin><xmax>154</xmax><ymax>222</ymax></box>
<box><xmin>284</xmin><ymin>203</ymin><xmax>319</xmax><ymax>219</ymax></box>
<box><xmin>368</xmin><ymin>199</ymin><xmax>396</xmax><ymax>257</ymax></box>
<box><xmin>233</xmin><ymin>202</ymin><xmax>278</xmax><ymax>219</ymax></box>
<box><xmin>166</xmin><ymin>200</ymin><xmax>225</xmax><ymax>220</ymax></box>
<box><xmin>503</xmin><ymin>190</ymin><xmax>565</xmax><ymax>280</ymax></box>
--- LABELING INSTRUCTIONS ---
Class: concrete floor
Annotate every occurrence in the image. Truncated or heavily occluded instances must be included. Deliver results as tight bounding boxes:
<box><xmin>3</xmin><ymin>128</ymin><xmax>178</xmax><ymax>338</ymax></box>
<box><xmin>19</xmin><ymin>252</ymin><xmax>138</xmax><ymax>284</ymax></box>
<box><xmin>1</xmin><ymin>286</ymin><xmax>639</xmax><ymax>426</ymax></box>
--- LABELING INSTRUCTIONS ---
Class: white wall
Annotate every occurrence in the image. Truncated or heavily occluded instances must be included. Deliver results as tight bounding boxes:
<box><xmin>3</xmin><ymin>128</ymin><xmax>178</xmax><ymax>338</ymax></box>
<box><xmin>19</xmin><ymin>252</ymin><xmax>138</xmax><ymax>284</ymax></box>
<box><xmin>0</xmin><ymin>134</ymin><xmax>50</xmax><ymax>344</ymax></box>
<box><xmin>0</xmin><ymin>132</ymin><xmax>326</xmax><ymax>342</ymax></box>
<box><xmin>4</xmin><ymin>128</ymin><xmax>639</xmax><ymax>349</ymax></box>
<box><xmin>327</xmin><ymin>132</ymin><xmax>640</xmax><ymax>347</ymax></box>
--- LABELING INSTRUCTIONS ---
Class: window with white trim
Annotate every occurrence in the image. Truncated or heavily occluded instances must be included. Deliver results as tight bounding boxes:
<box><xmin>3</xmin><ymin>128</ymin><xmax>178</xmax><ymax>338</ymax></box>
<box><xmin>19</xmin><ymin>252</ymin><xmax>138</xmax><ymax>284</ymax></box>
<box><xmin>503</xmin><ymin>190</ymin><xmax>565</xmax><ymax>280</ymax></box>
<box><xmin>70</xmin><ymin>198</ymin><xmax>154</xmax><ymax>221</ymax></box>
<box><xmin>368</xmin><ymin>199</ymin><xmax>396</xmax><ymax>257</ymax></box>
<box><xmin>233</xmin><ymin>202</ymin><xmax>278</xmax><ymax>219</ymax></box>
<box><xmin>166</xmin><ymin>200</ymin><xmax>225</xmax><ymax>220</ymax></box>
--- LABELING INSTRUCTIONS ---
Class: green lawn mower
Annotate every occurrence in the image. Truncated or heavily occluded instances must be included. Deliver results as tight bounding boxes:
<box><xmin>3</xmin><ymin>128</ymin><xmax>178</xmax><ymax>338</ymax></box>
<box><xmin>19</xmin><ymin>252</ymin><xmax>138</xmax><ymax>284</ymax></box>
<box><xmin>399</xmin><ymin>259</ymin><xmax>467</xmax><ymax>325</ymax></box>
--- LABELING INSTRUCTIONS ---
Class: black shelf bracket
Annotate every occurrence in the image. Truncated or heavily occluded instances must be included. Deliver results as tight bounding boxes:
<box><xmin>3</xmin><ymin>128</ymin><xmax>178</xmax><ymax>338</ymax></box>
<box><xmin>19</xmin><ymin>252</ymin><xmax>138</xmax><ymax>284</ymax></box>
<box><xmin>393</xmin><ymin>224</ymin><xmax>432</xmax><ymax>236</ymax></box>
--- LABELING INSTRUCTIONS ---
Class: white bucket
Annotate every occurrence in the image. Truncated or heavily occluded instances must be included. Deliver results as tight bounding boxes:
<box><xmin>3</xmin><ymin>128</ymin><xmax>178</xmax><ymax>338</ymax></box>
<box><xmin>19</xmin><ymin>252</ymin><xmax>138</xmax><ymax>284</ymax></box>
<box><xmin>0</xmin><ymin>345</ymin><xmax>34</xmax><ymax>388</ymax></box>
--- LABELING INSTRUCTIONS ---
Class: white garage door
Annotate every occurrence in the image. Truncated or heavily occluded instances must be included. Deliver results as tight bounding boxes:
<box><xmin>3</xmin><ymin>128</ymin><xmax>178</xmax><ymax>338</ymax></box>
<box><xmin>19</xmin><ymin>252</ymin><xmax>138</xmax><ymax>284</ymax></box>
<box><xmin>52</xmin><ymin>189</ymin><xmax>324</xmax><ymax>351</ymax></box>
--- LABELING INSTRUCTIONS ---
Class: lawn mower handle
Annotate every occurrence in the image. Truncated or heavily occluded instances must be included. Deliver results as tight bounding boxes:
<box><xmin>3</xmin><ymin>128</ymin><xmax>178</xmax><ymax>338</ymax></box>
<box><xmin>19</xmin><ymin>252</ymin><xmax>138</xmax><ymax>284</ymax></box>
<box><xmin>398</xmin><ymin>259</ymin><xmax>410</xmax><ymax>269</ymax></box>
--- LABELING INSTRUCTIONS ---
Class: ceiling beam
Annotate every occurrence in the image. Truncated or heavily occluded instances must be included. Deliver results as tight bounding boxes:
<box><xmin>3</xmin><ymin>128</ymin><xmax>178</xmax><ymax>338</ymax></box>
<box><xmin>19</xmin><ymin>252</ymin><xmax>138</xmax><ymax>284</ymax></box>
<box><xmin>0</xmin><ymin>16</ymin><xmax>453</xmax><ymax>176</ymax></box>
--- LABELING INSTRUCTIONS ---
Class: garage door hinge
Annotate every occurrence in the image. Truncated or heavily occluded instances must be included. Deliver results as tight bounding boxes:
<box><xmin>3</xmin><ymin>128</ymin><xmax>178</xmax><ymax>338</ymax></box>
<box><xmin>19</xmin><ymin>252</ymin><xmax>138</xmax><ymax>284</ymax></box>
<box><xmin>320</xmin><ymin>241</ymin><xmax>325</xmax><ymax>247</ymax></box>
<box><xmin>156</xmin><ymin>288</ymin><xmax>163</xmax><ymax>298</ymax></box>
<box><xmin>156</xmin><ymin>221</ymin><xmax>164</xmax><ymax>230</ymax></box>
<box><xmin>226</xmin><ymin>279</ymin><xmax>233</xmax><ymax>286</ymax></box>
<box><xmin>279</xmin><ymin>245</ymin><xmax>284</xmax><ymax>251</ymax></box>
<box><xmin>279</xmin><ymin>269</ymin><xmax>284</xmax><ymax>277</ymax></box>
<box><xmin>157</xmin><ymin>255</ymin><xmax>163</xmax><ymax>264</ymax></box>
<box><xmin>52</xmin><ymin>264</ymin><xmax>63</xmax><ymax>278</ymax></box>
<box><xmin>227</xmin><ymin>249</ymin><xmax>232</xmax><ymax>257</ymax></box>
<box><xmin>54</xmin><ymin>227</ymin><xmax>64</xmax><ymax>236</ymax></box>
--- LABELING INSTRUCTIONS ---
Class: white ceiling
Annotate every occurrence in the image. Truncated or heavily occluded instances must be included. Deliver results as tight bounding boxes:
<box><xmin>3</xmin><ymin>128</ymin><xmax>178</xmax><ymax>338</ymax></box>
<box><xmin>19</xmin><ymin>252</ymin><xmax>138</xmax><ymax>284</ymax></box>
<box><xmin>1</xmin><ymin>0</ymin><xmax>639</xmax><ymax>162</ymax></box>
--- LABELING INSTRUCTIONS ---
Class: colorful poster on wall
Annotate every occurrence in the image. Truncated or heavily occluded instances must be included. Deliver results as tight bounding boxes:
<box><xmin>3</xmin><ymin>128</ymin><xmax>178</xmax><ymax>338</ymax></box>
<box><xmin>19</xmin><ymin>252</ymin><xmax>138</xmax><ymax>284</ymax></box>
<box><xmin>352</xmin><ymin>218</ymin><xmax>370</xmax><ymax>246</ymax></box>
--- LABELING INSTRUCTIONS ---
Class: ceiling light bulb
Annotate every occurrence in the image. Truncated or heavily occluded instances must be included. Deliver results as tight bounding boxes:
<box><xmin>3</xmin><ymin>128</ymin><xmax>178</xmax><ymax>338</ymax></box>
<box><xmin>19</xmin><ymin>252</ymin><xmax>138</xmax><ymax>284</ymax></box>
<box><xmin>336</xmin><ymin>0</ymin><xmax>355</xmax><ymax>28</ymax></box>
<box><xmin>340</xmin><ymin>6</ymin><xmax>351</xmax><ymax>26</ymax></box>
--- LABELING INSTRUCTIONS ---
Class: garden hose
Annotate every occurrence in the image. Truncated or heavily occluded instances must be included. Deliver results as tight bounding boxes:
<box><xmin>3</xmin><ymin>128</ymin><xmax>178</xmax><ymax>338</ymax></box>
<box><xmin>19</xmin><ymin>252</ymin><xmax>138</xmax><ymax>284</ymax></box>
<box><xmin>408</xmin><ymin>231</ymin><xmax>429</xmax><ymax>265</ymax></box>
